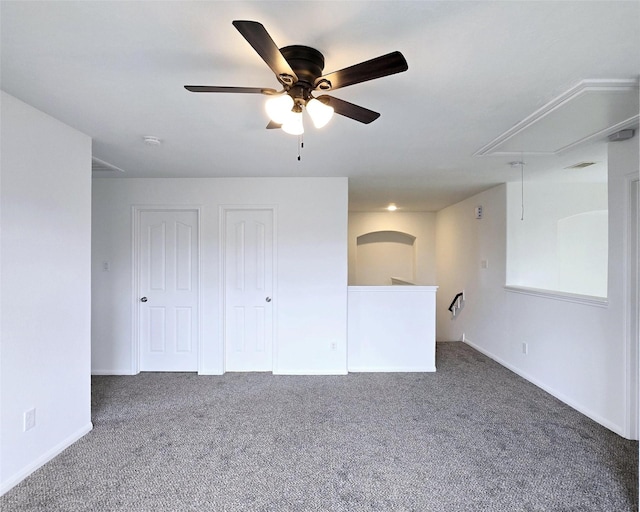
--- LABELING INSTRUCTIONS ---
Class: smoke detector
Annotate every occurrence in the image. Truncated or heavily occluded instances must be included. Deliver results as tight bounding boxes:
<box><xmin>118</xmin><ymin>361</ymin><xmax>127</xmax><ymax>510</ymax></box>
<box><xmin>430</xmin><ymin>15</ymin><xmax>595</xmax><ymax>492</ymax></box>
<box><xmin>608</xmin><ymin>129</ymin><xmax>635</xmax><ymax>142</ymax></box>
<box><xmin>143</xmin><ymin>136</ymin><xmax>162</xmax><ymax>146</ymax></box>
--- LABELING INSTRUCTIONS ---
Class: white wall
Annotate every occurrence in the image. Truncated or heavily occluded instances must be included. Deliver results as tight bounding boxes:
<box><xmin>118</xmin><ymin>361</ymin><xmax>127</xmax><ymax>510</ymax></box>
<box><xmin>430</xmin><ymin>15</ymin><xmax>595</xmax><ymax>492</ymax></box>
<box><xmin>348</xmin><ymin>286</ymin><xmax>437</xmax><ymax>372</ymax></box>
<box><xmin>0</xmin><ymin>92</ymin><xmax>92</xmax><ymax>493</ymax></box>
<box><xmin>436</xmin><ymin>136</ymin><xmax>639</xmax><ymax>438</ymax></box>
<box><xmin>92</xmin><ymin>177</ymin><xmax>348</xmax><ymax>375</ymax></box>
<box><xmin>556</xmin><ymin>209</ymin><xmax>608</xmax><ymax>296</ymax></box>
<box><xmin>356</xmin><ymin>232</ymin><xmax>416</xmax><ymax>285</ymax></box>
<box><xmin>506</xmin><ymin>181</ymin><xmax>608</xmax><ymax>296</ymax></box>
<box><xmin>348</xmin><ymin>211</ymin><xmax>437</xmax><ymax>285</ymax></box>
<box><xmin>436</xmin><ymin>186</ymin><xmax>508</xmax><ymax>345</ymax></box>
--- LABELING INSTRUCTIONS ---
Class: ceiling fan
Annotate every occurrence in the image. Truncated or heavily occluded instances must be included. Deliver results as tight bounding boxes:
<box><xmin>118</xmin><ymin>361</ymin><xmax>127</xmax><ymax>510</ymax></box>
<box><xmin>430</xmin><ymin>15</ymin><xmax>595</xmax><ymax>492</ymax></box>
<box><xmin>184</xmin><ymin>20</ymin><xmax>408</xmax><ymax>135</ymax></box>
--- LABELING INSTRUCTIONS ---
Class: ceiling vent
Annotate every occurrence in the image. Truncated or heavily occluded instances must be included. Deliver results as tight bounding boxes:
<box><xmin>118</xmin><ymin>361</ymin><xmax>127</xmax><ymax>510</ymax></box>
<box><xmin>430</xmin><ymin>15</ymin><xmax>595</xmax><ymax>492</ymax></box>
<box><xmin>564</xmin><ymin>161</ymin><xmax>597</xmax><ymax>169</ymax></box>
<box><xmin>92</xmin><ymin>157</ymin><xmax>125</xmax><ymax>174</ymax></box>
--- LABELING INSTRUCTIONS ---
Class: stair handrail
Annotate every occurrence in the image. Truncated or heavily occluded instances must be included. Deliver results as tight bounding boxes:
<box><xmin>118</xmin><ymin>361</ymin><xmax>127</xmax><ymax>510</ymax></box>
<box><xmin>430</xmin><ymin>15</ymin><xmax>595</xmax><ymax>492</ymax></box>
<box><xmin>448</xmin><ymin>292</ymin><xmax>464</xmax><ymax>312</ymax></box>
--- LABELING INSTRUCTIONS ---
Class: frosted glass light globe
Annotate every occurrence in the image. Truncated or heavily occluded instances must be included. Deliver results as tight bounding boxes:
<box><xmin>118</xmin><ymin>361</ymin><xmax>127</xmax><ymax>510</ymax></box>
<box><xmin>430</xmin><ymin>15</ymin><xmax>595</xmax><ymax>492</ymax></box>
<box><xmin>306</xmin><ymin>98</ymin><xmax>334</xmax><ymax>128</ymax></box>
<box><xmin>265</xmin><ymin>95</ymin><xmax>294</xmax><ymax>124</ymax></box>
<box><xmin>281</xmin><ymin>111</ymin><xmax>304</xmax><ymax>135</ymax></box>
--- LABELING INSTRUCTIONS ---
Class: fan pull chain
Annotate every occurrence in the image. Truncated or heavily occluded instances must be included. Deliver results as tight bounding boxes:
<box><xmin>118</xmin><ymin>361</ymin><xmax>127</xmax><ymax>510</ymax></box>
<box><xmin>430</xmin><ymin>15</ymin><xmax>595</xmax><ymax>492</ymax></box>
<box><xmin>520</xmin><ymin>161</ymin><xmax>525</xmax><ymax>221</ymax></box>
<box><xmin>297</xmin><ymin>134</ymin><xmax>304</xmax><ymax>161</ymax></box>
<box><xmin>509</xmin><ymin>159</ymin><xmax>526</xmax><ymax>221</ymax></box>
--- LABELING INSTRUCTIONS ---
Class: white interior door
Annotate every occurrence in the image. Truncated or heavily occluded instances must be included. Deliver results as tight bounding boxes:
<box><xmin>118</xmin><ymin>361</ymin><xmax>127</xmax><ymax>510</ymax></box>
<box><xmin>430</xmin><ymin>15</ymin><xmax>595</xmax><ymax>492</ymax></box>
<box><xmin>224</xmin><ymin>209</ymin><xmax>274</xmax><ymax>372</ymax></box>
<box><xmin>139</xmin><ymin>210</ymin><xmax>199</xmax><ymax>371</ymax></box>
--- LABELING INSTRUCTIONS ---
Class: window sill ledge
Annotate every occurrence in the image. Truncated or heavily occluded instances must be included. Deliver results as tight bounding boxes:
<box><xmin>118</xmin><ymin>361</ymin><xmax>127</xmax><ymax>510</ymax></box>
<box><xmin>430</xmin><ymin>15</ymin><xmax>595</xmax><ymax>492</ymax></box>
<box><xmin>504</xmin><ymin>285</ymin><xmax>608</xmax><ymax>308</ymax></box>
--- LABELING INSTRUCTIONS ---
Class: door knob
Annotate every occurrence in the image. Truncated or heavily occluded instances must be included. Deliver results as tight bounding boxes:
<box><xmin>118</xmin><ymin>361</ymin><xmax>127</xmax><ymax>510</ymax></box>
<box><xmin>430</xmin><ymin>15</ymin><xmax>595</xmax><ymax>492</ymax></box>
<box><xmin>265</xmin><ymin>297</ymin><xmax>272</xmax><ymax>302</ymax></box>
<box><xmin>140</xmin><ymin>297</ymin><xmax>148</xmax><ymax>302</ymax></box>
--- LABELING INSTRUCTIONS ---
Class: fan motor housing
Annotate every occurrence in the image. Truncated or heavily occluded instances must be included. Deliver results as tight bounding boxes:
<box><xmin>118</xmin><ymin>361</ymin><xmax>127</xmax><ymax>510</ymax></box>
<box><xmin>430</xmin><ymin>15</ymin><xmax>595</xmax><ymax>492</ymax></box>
<box><xmin>280</xmin><ymin>45</ymin><xmax>325</xmax><ymax>87</ymax></box>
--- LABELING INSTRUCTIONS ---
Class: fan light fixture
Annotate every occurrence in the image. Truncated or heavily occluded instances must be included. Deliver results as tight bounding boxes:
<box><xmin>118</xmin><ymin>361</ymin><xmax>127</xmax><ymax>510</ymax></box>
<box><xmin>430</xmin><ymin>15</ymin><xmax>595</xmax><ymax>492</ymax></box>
<box><xmin>265</xmin><ymin>94</ymin><xmax>334</xmax><ymax>134</ymax></box>
<box><xmin>265</xmin><ymin>95</ymin><xmax>294</xmax><ymax>124</ymax></box>
<box><xmin>185</xmin><ymin>21</ymin><xmax>409</xmax><ymax>139</ymax></box>
<box><xmin>306</xmin><ymin>98</ymin><xmax>334</xmax><ymax>128</ymax></box>
<box><xmin>281</xmin><ymin>110</ymin><xmax>304</xmax><ymax>135</ymax></box>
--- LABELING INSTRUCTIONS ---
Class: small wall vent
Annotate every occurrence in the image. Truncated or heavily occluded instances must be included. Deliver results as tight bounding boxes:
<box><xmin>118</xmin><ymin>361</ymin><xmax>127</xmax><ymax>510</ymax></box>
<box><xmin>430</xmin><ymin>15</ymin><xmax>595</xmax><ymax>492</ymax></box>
<box><xmin>564</xmin><ymin>161</ymin><xmax>596</xmax><ymax>170</ymax></box>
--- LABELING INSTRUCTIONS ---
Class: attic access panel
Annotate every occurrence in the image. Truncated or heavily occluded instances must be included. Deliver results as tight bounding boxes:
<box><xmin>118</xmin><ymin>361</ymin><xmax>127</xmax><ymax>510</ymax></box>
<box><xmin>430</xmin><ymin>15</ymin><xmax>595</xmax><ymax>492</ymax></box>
<box><xmin>475</xmin><ymin>79</ymin><xmax>639</xmax><ymax>156</ymax></box>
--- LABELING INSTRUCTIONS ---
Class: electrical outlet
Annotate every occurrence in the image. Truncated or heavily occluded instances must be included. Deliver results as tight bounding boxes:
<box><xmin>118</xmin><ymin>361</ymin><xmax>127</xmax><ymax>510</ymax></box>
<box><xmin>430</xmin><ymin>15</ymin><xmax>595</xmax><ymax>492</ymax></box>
<box><xmin>522</xmin><ymin>342</ymin><xmax>528</xmax><ymax>355</ymax></box>
<box><xmin>330</xmin><ymin>342</ymin><xmax>337</xmax><ymax>351</ymax></box>
<box><xmin>24</xmin><ymin>408</ymin><xmax>36</xmax><ymax>432</ymax></box>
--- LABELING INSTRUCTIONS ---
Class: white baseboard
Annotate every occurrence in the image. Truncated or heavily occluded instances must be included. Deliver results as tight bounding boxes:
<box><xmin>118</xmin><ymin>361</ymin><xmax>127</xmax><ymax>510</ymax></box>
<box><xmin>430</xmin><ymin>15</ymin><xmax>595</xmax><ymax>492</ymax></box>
<box><xmin>0</xmin><ymin>422</ymin><xmax>93</xmax><ymax>496</ymax></box>
<box><xmin>348</xmin><ymin>366</ymin><xmax>436</xmax><ymax>373</ymax></box>
<box><xmin>94</xmin><ymin>369</ymin><xmax>227</xmax><ymax>376</ymax></box>
<box><xmin>273</xmin><ymin>370</ymin><xmax>349</xmax><ymax>375</ymax></box>
<box><xmin>91</xmin><ymin>369</ymin><xmax>134</xmax><ymax>375</ymax></box>
<box><xmin>462</xmin><ymin>339</ymin><xmax>626</xmax><ymax>437</ymax></box>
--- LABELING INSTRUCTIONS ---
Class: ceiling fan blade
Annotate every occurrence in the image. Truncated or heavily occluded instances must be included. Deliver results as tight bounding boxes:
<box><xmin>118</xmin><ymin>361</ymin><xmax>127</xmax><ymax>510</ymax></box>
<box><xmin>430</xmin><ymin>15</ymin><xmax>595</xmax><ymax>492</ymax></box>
<box><xmin>232</xmin><ymin>20</ymin><xmax>298</xmax><ymax>85</ymax></box>
<box><xmin>184</xmin><ymin>85</ymin><xmax>278</xmax><ymax>94</ymax></box>
<box><xmin>317</xmin><ymin>95</ymin><xmax>380</xmax><ymax>124</ymax></box>
<box><xmin>315</xmin><ymin>51</ymin><xmax>408</xmax><ymax>91</ymax></box>
<box><xmin>266</xmin><ymin>120</ymin><xmax>282</xmax><ymax>129</ymax></box>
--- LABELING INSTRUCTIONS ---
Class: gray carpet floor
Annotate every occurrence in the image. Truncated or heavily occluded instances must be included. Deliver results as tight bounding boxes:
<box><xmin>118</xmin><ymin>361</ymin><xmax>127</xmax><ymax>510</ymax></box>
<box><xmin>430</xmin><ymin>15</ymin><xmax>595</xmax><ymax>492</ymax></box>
<box><xmin>2</xmin><ymin>342</ymin><xmax>638</xmax><ymax>511</ymax></box>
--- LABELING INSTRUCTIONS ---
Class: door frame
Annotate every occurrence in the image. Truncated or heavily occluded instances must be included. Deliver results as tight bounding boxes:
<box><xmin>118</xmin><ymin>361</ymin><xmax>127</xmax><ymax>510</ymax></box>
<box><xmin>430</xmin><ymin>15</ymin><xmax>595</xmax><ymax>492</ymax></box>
<box><xmin>625</xmin><ymin>174</ymin><xmax>639</xmax><ymax>439</ymax></box>
<box><xmin>131</xmin><ymin>205</ymin><xmax>203</xmax><ymax>374</ymax></box>
<box><xmin>219</xmin><ymin>205</ymin><xmax>278</xmax><ymax>373</ymax></box>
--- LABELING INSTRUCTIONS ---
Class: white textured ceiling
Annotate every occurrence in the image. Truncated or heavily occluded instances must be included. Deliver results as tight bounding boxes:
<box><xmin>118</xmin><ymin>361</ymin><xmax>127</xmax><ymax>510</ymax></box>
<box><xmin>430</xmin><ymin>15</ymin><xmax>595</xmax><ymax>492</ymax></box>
<box><xmin>1</xmin><ymin>1</ymin><xmax>638</xmax><ymax>211</ymax></box>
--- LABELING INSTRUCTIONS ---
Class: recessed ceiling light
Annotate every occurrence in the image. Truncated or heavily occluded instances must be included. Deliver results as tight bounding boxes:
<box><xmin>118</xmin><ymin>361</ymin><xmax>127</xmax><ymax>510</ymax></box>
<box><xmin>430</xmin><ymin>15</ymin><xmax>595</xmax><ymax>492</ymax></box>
<box><xmin>143</xmin><ymin>136</ymin><xmax>162</xmax><ymax>146</ymax></box>
<box><xmin>387</xmin><ymin>204</ymin><xmax>398</xmax><ymax>211</ymax></box>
